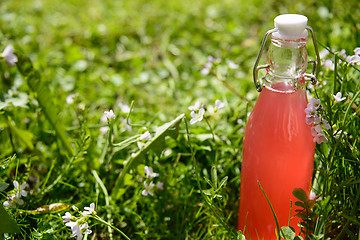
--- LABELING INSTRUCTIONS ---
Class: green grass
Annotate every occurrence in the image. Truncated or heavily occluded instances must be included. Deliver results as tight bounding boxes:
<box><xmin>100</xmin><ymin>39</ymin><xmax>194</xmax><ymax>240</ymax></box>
<box><xmin>0</xmin><ymin>0</ymin><xmax>359</xmax><ymax>239</ymax></box>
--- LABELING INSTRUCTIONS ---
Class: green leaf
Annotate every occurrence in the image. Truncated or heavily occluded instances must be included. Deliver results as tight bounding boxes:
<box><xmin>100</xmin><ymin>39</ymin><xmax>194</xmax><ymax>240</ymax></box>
<box><xmin>7</xmin><ymin>119</ymin><xmax>34</xmax><ymax>150</ymax></box>
<box><xmin>151</xmin><ymin>134</ymin><xmax>166</xmax><ymax>157</ymax></box>
<box><xmin>280</xmin><ymin>226</ymin><xmax>295</xmax><ymax>240</ymax></box>
<box><xmin>123</xmin><ymin>173</ymin><xmax>134</xmax><ymax>186</ymax></box>
<box><xmin>202</xmin><ymin>189</ymin><xmax>212</xmax><ymax>196</ymax></box>
<box><xmin>0</xmin><ymin>204</ymin><xmax>20</xmax><ymax>233</ymax></box>
<box><xmin>211</xmin><ymin>166</ymin><xmax>218</xmax><ymax>189</ymax></box>
<box><xmin>218</xmin><ymin>176</ymin><xmax>228</xmax><ymax>190</ymax></box>
<box><xmin>295</xmin><ymin>212</ymin><xmax>308</xmax><ymax>220</ymax></box>
<box><xmin>311</xmin><ymin>234</ymin><xmax>324</xmax><ymax>240</ymax></box>
<box><xmin>258</xmin><ymin>181</ymin><xmax>280</xmax><ymax>239</ymax></box>
<box><xmin>0</xmin><ymin>183</ymin><xmax>9</xmax><ymax>192</ymax></box>
<box><xmin>195</xmin><ymin>133</ymin><xmax>221</xmax><ymax>142</ymax></box>
<box><xmin>112</xmin><ymin>113</ymin><xmax>185</xmax><ymax>199</ymax></box>
<box><xmin>294</xmin><ymin>201</ymin><xmax>305</xmax><ymax>208</ymax></box>
<box><xmin>16</xmin><ymin>52</ymin><xmax>73</xmax><ymax>156</ymax></box>
<box><xmin>114</xmin><ymin>188</ymin><xmax>127</xmax><ymax>199</ymax></box>
<box><xmin>292</xmin><ymin>188</ymin><xmax>308</xmax><ymax>202</ymax></box>
<box><xmin>24</xmin><ymin>203</ymin><xmax>70</xmax><ymax>214</ymax></box>
<box><xmin>15</xmin><ymin>51</ymin><xmax>34</xmax><ymax>76</ymax></box>
<box><xmin>307</xmin><ymin>199</ymin><xmax>316</xmax><ymax>208</ymax></box>
<box><xmin>137</xmin><ymin>164</ymin><xmax>146</xmax><ymax>175</ymax></box>
<box><xmin>0</xmin><ymin>154</ymin><xmax>16</xmax><ymax>169</ymax></box>
<box><xmin>204</xmin><ymin>177</ymin><xmax>215</xmax><ymax>189</ymax></box>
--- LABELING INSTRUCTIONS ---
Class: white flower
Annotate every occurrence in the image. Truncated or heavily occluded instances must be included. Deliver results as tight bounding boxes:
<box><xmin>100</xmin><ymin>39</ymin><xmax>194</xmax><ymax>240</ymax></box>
<box><xmin>314</xmin><ymin>132</ymin><xmax>328</xmax><ymax>144</ymax></box>
<box><xmin>14</xmin><ymin>181</ymin><xmax>28</xmax><ymax>198</ymax></box>
<box><xmin>214</xmin><ymin>99</ymin><xmax>225</xmax><ymax>110</ymax></box>
<box><xmin>156</xmin><ymin>182</ymin><xmax>164</xmax><ymax>190</ymax></box>
<box><xmin>120</xmin><ymin>117</ymin><xmax>132</xmax><ymax>131</ymax></box>
<box><xmin>354</xmin><ymin>47</ymin><xmax>360</xmax><ymax>56</ymax></box>
<box><xmin>142</xmin><ymin>181</ymin><xmax>155</xmax><ymax>196</ymax></box>
<box><xmin>313</xmin><ymin>124</ymin><xmax>322</xmax><ymax>133</ymax></box>
<box><xmin>201</xmin><ymin>66</ymin><xmax>210</xmax><ymax>75</ymax></box>
<box><xmin>66</xmin><ymin>221</ymin><xmax>82</xmax><ymax>240</ymax></box>
<box><xmin>304</xmin><ymin>106</ymin><xmax>318</xmax><ymax>125</ymax></box>
<box><xmin>62</xmin><ymin>212</ymin><xmax>72</xmax><ymax>223</ymax></box>
<box><xmin>322</xmin><ymin>59</ymin><xmax>334</xmax><ymax>70</ymax></box>
<box><xmin>226</xmin><ymin>59</ymin><xmax>239</xmax><ymax>69</ymax></box>
<box><xmin>339</xmin><ymin>49</ymin><xmax>347</xmax><ymax>58</ymax></box>
<box><xmin>82</xmin><ymin>203</ymin><xmax>96</xmax><ymax>216</ymax></box>
<box><xmin>118</xmin><ymin>102</ymin><xmax>130</xmax><ymax>113</ymax></box>
<box><xmin>144</xmin><ymin>166</ymin><xmax>159</xmax><ymax>179</ymax></box>
<box><xmin>100</xmin><ymin>115</ymin><xmax>107</xmax><ymax>123</ymax></box>
<box><xmin>207</xmin><ymin>56</ymin><xmax>214</xmax><ymax>62</ymax></box>
<box><xmin>66</xmin><ymin>93</ymin><xmax>78</xmax><ymax>104</ymax></box>
<box><xmin>334</xmin><ymin>130</ymin><xmax>348</xmax><ymax>139</ymax></box>
<box><xmin>100</xmin><ymin>126</ymin><xmax>109</xmax><ymax>135</ymax></box>
<box><xmin>237</xmin><ymin>119</ymin><xmax>244</xmax><ymax>125</ymax></box>
<box><xmin>3</xmin><ymin>201</ymin><xmax>12</xmax><ymax>207</ymax></box>
<box><xmin>139</xmin><ymin>131</ymin><xmax>151</xmax><ymax>140</ymax></box>
<box><xmin>103</xmin><ymin>110</ymin><xmax>115</xmax><ymax>120</ymax></box>
<box><xmin>345</xmin><ymin>48</ymin><xmax>360</xmax><ymax>65</ymax></box>
<box><xmin>3</xmin><ymin>181</ymin><xmax>28</xmax><ymax>207</ymax></box>
<box><xmin>1</xmin><ymin>45</ymin><xmax>18</xmax><ymax>66</ymax></box>
<box><xmin>201</xmin><ymin>62</ymin><xmax>212</xmax><ymax>75</ymax></box>
<box><xmin>188</xmin><ymin>101</ymin><xmax>201</xmax><ymax>111</ymax></box>
<box><xmin>80</xmin><ymin>222</ymin><xmax>92</xmax><ymax>235</ymax></box>
<box><xmin>319</xmin><ymin>48</ymin><xmax>330</xmax><ymax>59</ymax></box>
<box><xmin>347</xmin><ymin>55</ymin><xmax>360</xmax><ymax>65</ymax></box>
<box><xmin>65</xmin><ymin>221</ymin><xmax>79</xmax><ymax>234</ymax></box>
<box><xmin>311</xmin><ymin>127</ymin><xmax>328</xmax><ymax>144</ymax></box>
<box><xmin>313</xmin><ymin>118</ymin><xmax>330</xmax><ymax>132</ymax></box>
<box><xmin>309</xmin><ymin>191</ymin><xmax>317</xmax><ymax>200</ymax></box>
<box><xmin>65</xmin><ymin>220</ymin><xmax>92</xmax><ymax>240</ymax></box>
<box><xmin>333</xmin><ymin>92</ymin><xmax>346</xmax><ymax>102</ymax></box>
<box><xmin>305</xmin><ymin>98</ymin><xmax>330</xmax><ymax>144</ymax></box>
<box><xmin>320</xmin><ymin>119</ymin><xmax>330</xmax><ymax>130</ymax></box>
<box><xmin>3</xmin><ymin>195</ymin><xmax>17</xmax><ymax>208</ymax></box>
<box><xmin>190</xmin><ymin>108</ymin><xmax>205</xmax><ymax>125</ymax></box>
<box><xmin>308</xmin><ymin>98</ymin><xmax>321</xmax><ymax>109</ymax></box>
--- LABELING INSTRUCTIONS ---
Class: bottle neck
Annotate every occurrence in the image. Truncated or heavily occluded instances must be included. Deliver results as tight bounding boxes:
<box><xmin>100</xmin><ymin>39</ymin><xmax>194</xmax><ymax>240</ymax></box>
<box><xmin>264</xmin><ymin>32</ymin><xmax>308</xmax><ymax>93</ymax></box>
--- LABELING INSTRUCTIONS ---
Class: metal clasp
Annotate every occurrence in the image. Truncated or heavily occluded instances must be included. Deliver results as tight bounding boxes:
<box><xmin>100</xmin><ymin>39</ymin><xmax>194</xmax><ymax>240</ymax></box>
<box><xmin>253</xmin><ymin>26</ymin><xmax>321</xmax><ymax>92</ymax></box>
<box><xmin>253</xmin><ymin>29</ymin><xmax>276</xmax><ymax>92</ymax></box>
<box><xmin>304</xmin><ymin>26</ymin><xmax>320</xmax><ymax>86</ymax></box>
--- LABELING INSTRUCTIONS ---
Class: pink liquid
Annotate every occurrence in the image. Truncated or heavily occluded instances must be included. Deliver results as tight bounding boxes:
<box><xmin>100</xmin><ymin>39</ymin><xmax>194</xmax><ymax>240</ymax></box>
<box><xmin>238</xmin><ymin>83</ymin><xmax>315</xmax><ymax>239</ymax></box>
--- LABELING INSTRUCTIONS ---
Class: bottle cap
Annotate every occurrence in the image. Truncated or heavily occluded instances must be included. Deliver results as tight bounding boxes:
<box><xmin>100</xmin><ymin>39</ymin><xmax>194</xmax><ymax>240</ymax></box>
<box><xmin>274</xmin><ymin>14</ymin><xmax>308</xmax><ymax>38</ymax></box>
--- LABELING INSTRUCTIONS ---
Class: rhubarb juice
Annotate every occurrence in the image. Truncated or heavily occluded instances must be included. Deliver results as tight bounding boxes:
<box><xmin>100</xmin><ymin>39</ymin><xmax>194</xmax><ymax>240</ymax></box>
<box><xmin>238</xmin><ymin>83</ymin><xmax>315</xmax><ymax>239</ymax></box>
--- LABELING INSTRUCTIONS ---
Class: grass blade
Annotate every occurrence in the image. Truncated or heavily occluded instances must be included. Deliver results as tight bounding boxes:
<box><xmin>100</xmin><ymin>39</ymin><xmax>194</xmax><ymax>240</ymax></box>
<box><xmin>15</xmin><ymin>51</ymin><xmax>74</xmax><ymax>156</ymax></box>
<box><xmin>258</xmin><ymin>181</ymin><xmax>280</xmax><ymax>240</ymax></box>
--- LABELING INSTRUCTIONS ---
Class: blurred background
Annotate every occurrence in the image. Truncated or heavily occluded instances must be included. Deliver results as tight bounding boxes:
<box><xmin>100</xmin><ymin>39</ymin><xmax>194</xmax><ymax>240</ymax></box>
<box><xmin>1</xmin><ymin>0</ymin><xmax>359</xmax><ymax>119</ymax></box>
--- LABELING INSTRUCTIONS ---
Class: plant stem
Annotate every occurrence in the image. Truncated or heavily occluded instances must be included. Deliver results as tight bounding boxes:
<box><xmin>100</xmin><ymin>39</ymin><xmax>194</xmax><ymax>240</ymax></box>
<box><xmin>342</xmin><ymin>90</ymin><xmax>360</xmax><ymax>126</ymax></box>
<box><xmin>184</xmin><ymin>118</ymin><xmax>238</xmax><ymax>238</ymax></box>
<box><xmin>92</xmin><ymin>170</ymin><xmax>113</xmax><ymax>240</ymax></box>
<box><xmin>204</xmin><ymin>117</ymin><xmax>218</xmax><ymax>166</ymax></box>
<box><xmin>257</xmin><ymin>181</ymin><xmax>280</xmax><ymax>240</ymax></box>
<box><xmin>92</xmin><ymin>215</ymin><xmax>131</xmax><ymax>240</ymax></box>
<box><xmin>210</xmin><ymin>70</ymin><xmax>254</xmax><ymax>107</ymax></box>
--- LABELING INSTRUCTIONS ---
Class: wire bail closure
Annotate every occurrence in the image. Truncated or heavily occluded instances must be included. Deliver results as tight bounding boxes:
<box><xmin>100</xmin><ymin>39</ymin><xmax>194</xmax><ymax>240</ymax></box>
<box><xmin>253</xmin><ymin>26</ymin><xmax>320</xmax><ymax>92</ymax></box>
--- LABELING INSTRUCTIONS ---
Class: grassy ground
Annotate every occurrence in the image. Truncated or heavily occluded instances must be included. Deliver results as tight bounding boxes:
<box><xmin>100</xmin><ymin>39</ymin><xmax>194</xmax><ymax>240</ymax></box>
<box><xmin>0</xmin><ymin>0</ymin><xmax>359</xmax><ymax>239</ymax></box>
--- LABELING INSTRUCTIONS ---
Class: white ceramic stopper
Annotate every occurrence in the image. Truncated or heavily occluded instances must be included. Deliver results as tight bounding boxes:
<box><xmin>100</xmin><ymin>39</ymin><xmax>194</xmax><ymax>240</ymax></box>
<box><xmin>274</xmin><ymin>14</ymin><xmax>308</xmax><ymax>38</ymax></box>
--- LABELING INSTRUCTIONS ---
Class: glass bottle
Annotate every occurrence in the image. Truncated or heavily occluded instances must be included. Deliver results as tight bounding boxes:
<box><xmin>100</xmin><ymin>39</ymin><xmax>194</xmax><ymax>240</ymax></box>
<box><xmin>238</xmin><ymin>14</ymin><xmax>320</xmax><ymax>239</ymax></box>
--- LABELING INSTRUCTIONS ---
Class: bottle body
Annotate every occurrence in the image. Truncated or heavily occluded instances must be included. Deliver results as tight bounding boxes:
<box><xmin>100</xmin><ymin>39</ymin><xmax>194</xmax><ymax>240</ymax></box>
<box><xmin>238</xmin><ymin>15</ymin><xmax>319</xmax><ymax>238</ymax></box>
<box><xmin>238</xmin><ymin>81</ymin><xmax>315</xmax><ymax>238</ymax></box>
